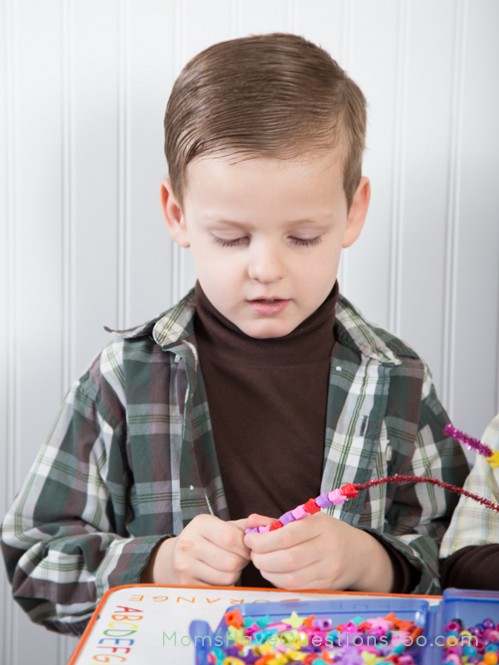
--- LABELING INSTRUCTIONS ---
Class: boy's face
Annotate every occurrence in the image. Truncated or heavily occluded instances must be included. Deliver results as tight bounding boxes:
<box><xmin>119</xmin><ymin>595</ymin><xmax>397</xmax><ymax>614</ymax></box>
<box><xmin>162</xmin><ymin>152</ymin><xmax>370</xmax><ymax>339</ymax></box>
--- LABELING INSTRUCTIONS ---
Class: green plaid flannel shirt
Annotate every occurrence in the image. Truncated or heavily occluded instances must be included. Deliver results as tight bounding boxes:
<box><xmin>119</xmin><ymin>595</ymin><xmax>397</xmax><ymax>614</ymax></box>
<box><xmin>1</xmin><ymin>289</ymin><xmax>469</xmax><ymax>634</ymax></box>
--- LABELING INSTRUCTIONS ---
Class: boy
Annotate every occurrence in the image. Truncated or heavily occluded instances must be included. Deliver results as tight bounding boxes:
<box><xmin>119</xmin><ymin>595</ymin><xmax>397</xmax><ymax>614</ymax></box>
<box><xmin>440</xmin><ymin>414</ymin><xmax>499</xmax><ymax>590</ymax></box>
<box><xmin>1</xmin><ymin>33</ymin><xmax>468</xmax><ymax>635</ymax></box>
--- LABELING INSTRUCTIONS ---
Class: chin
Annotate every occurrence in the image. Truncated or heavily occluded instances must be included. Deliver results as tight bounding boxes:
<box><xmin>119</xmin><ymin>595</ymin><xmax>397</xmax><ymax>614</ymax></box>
<box><xmin>242</xmin><ymin>321</ymin><xmax>296</xmax><ymax>339</ymax></box>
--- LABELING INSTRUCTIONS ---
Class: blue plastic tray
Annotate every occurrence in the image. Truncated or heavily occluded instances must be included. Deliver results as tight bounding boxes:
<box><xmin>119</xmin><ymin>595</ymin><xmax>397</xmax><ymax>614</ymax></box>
<box><xmin>425</xmin><ymin>588</ymin><xmax>499</xmax><ymax>665</ymax></box>
<box><xmin>190</xmin><ymin>596</ymin><xmax>431</xmax><ymax>665</ymax></box>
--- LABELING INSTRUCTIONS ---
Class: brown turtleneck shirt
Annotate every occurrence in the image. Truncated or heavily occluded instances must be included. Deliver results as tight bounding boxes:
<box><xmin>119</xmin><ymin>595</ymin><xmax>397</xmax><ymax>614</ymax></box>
<box><xmin>194</xmin><ymin>282</ymin><xmax>337</xmax><ymax>586</ymax></box>
<box><xmin>194</xmin><ymin>281</ymin><xmax>415</xmax><ymax>591</ymax></box>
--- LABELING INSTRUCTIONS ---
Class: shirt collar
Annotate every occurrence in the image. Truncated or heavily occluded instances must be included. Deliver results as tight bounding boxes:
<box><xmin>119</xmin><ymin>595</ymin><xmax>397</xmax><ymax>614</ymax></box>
<box><xmin>116</xmin><ymin>288</ymin><xmax>405</xmax><ymax>366</ymax></box>
<box><xmin>152</xmin><ymin>289</ymin><xmax>196</xmax><ymax>348</ymax></box>
<box><xmin>108</xmin><ymin>289</ymin><xmax>197</xmax><ymax>348</ymax></box>
<box><xmin>336</xmin><ymin>295</ymin><xmax>403</xmax><ymax>366</ymax></box>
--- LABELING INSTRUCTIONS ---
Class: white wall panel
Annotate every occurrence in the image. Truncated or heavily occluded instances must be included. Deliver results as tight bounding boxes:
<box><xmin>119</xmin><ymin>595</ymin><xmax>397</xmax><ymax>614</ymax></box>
<box><xmin>340</xmin><ymin>0</ymin><xmax>401</xmax><ymax>331</ymax></box>
<box><xmin>237</xmin><ymin>0</ymin><xmax>291</xmax><ymax>34</ymax></box>
<box><xmin>0</xmin><ymin>1</ymin><xmax>78</xmax><ymax>662</ymax></box>
<box><xmin>1</xmin><ymin>1</ymin><xmax>498</xmax><ymax>663</ymax></box>
<box><xmin>128</xmin><ymin>0</ymin><xmax>179</xmax><ymax>323</ymax></box>
<box><xmin>452</xmin><ymin>0</ymin><xmax>499</xmax><ymax>436</ymax></box>
<box><xmin>399</xmin><ymin>0</ymin><xmax>457</xmax><ymax>390</ymax></box>
<box><xmin>15</xmin><ymin>0</ymin><xmax>65</xmax><ymax>469</ymax></box>
<box><xmin>0</xmin><ymin>0</ymin><xmax>12</xmax><ymax>659</ymax></box>
<box><xmin>71</xmin><ymin>1</ymin><xmax>121</xmax><ymax>375</ymax></box>
<box><xmin>289</xmin><ymin>0</ymin><xmax>341</xmax><ymax>43</ymax></box>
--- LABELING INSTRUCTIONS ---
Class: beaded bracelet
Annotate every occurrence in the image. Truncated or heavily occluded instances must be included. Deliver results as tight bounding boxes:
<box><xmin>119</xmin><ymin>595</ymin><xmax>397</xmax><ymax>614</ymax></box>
<box><xmin>245</xmin><ymin>473</ymin><xmax>499</xmax><ymax>535</ymax></box>
<box><xmin>245</xmin><ymin>424</ymin><xmax>499</xmax><ymax>535</ymax></box>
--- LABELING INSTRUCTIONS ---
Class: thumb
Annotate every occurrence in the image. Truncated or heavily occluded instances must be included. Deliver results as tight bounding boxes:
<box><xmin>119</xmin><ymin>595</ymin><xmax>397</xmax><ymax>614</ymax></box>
<box><xmin>244</xmin><ymin>513</ymin><xmax>275</xmax><ymax>530</ymax></box>
<box><xmin>229</xmin><ymin>513</ymin><xmax>275</xmax><ymax>531</ymax></box>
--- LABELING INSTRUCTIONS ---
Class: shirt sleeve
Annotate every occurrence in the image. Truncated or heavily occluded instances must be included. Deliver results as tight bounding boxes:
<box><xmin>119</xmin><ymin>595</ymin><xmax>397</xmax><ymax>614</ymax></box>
<box><xmin>440</xmin><ymin>544</ymin><xmax>499</xmax><ymax>591</ymax></box>
<box><xmin>361</xmin><ymin>365</ymin><xmax>471</xmax><ymax>595</ymax></box>
<box><xmin>0</xmin><ymin>347</ymin><xmax>167</xmax><ymax>635</ymax></box>
<box><xmin>439</xmin><ymin>414</ymin><xmax>499</xmax><ymax>559</ymax></box>
<box><xmin>369</xmin><ymin>535</ymin><xmax>421</xmax><ymax>593</ymax></box>
<box><xmin>438</xmin><ymin>413</ymin><xmax>499</xmax><ymax>590</ymax></box>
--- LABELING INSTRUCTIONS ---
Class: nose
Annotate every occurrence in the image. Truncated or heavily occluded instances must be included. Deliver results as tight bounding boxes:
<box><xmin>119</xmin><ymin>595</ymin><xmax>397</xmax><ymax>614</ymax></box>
<box><xmin>247</xmin><ymin>241</ymin><xmax>284</xmax><ymax>284</ymax></box>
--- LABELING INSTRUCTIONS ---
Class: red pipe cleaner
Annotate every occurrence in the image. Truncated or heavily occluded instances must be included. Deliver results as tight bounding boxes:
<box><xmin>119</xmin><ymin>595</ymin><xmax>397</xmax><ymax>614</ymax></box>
<box><xmin>355</xmin><ymin>473</ymin><xmax>499</xmax><ymax>512</ymax></box>
<box><xmin>246</xmin><ymin>474</ymin><xmax>499</xmax><ymax>534</ymax></box>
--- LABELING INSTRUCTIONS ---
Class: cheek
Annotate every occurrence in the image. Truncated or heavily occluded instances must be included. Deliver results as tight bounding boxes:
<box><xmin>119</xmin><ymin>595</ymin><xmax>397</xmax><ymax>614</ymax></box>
<box><xmin>306</xmin><ymin>248</ymin><xmax>340</xmax><ymax>280</ymax></box>
<box><xmin>300</xmin><ymin>257</ymin><xmax>339</xmax><ymax>300</ymax></box>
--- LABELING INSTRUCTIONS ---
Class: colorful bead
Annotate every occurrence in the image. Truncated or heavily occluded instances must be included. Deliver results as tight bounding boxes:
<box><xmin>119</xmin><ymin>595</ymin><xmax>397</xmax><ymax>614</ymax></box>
<box><xmin>487</xmin><ymin>451</ymin><xmax>499</xmax><ymax>468</ymax></box>
<box><xmin>443</xmin><ymin>616</ymin><xmax>499</xmax><ymax>665</ymax></box>
<box><xmin>205</xmin><ymin>609</ymin><xmax>424</xmax><ymax>665</ymax></box>
<box><xmin>303</xmin><ymin>499</ymin><xmax>320</xmax><ymax>514</ymax></box>
<box><xmin>315</xmin><ymin>493</ymin><xmax>333</xmax><ymax>508</ymax></box>
<box><xmin>226</xmin><ymin>609</ymin><xmax>244</xmax><ymax>628</ymax></box>
<box><xmin>268</xmin><ymin>520</ymin><xmax>283</xmax><ymax>531</ymax></box>
<box><xmin>291</xmin><ymin>505</ymin><xmax>308</xmax><ymax>520</ymax></box>
<box><xmin>279</xmin><ymin>511</ymin><xmax>295</xmax><ymax>525</ymax></box>
<box><xmin>313</xmin><ymin>618</ymin><xmax>333</xmax><ymax>632</ymax></box>
<box><xmin>246</xmin><ymin>467</ymin><xmax>499</xmax><ymax>534</ymax></box>
<box><xmin>326</xmin><ymin>489</ymin><xmax>346</xmax><ymax>505</ymax></box>
<box><xmin>339</xmin><ymin>483</ymin><xmax>359</xmax><ymax>498</ymax></box>
<box><xmin>483</xmin><ymin>619</ymin><xmax>497</xmax><ymax>631</ymax></box>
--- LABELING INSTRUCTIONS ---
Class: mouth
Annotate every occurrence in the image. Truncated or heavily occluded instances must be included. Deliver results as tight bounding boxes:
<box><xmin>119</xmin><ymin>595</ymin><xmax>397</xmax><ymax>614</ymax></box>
<box><xmin>247</xmin><ymin>298</ymin><xmax>290</xmax><ymax>316</ymax></box>
<box><xmin>249</xmin><ymin>296</ymin><xmax>287</xmax><ymax>303</ymax></box>
<box><xmin>250</xmin><ymin>298</ymin><xmax>283</xmax><ymax>303</ymax></box>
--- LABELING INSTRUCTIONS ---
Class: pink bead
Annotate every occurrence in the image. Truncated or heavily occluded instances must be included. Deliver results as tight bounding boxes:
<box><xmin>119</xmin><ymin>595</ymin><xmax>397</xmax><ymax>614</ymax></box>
<box><xmin>444</xmin><ymin>655</ymin><xmax>461</xmax><ymax>665</ymax></box>
<box><xmin>399</xmin><ymin>657</ymin><xmax>416</xmax><ymax>665</ymax></box>
<box><xmin>370</xmin><ymin>618</ymin><xmax>393</xmax><ymax>632</ymax></box>
<box><xmin>390</xmin><ymin>631</ymin><xmax>411</xmax><ymax>646</ymax></box>
<box><xmin>342</xmin><ymin>621</ymin><xmax>359</xmax><ymax>633</ymax></box>
<box><xmin>291</xmin><ymin>505</ymin><xmax>308</xmax><ymax>519</ymax></box>
<box><xmin>258</xmin><ymin>525</ymin><xmax>270</xmax><ymax>533</ymax></box>
<box><xmin>327</xmin><ymin>489</ymin><xmax>347</xmax><ymax>505</ymax></box>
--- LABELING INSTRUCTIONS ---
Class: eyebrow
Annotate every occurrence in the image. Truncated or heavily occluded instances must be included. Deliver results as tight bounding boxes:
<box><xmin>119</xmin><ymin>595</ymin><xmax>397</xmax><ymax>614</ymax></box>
<box><xmin>202</xmin><ymin>216</ymin><xmax>335</xmax><ymax>229</ymax></box>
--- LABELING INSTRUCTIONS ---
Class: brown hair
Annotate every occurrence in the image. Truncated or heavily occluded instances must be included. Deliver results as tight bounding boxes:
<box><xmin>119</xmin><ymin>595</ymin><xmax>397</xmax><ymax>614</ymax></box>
<box><xmin>164</xmin><ymin>33</ymin><xmax>366</xmax><ymax>208</ymax></box>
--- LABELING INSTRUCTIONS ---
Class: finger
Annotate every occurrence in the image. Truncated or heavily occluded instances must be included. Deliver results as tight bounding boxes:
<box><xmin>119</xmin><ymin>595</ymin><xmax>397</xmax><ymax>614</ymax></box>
<box><xmin>251</xmin><ymin>540</ymin><xmax>321</xmax><ymax>575</ymax></box>
<box><xmin>259</xmin><ymin>563</ymin><xmax>329</xmax><ymax>591</ymax></box>
<box><xmin>175</xmin><ymin>536</ymin><xmax>249</xmax><ymax>577</ymax></box>
<box><xmin>244</xmin><ymin>513</ymin><xmax>275</xmax><ymax>529</ymax></box>
<box><xmin>244</xmin><ymin>519</ymin><xmax>306</xmax><ymax>553</ymax></box>
<box><xmin>198</xmin><ymin>517</ymin><xmax>251</xmax><ymax>559</ymax></box>
<box><xmin>180</xmin><ymin>558</ymin><xmax>247</xmax><ymax>587</ymax></box>
<box><xmin>245</xmin><ymin>512</ymin><xmax>336</xmax><ymax>552</ymax></box>
<box><xmin>193</xmin><ymin>532</ymin><xmax>250</xmax><ymax>570</ymax></box>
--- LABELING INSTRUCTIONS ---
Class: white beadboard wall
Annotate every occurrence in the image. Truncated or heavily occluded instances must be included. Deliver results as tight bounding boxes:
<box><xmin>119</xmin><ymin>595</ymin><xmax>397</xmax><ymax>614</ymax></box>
<box><xmin>1</xmin><ymin>1</ymin><xmax>499</xmax><ymax>662</ymax></box>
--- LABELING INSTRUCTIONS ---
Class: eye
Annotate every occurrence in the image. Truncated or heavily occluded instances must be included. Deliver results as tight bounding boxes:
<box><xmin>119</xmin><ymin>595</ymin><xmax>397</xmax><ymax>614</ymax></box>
<box><xmin>290</xmin><ymin>236</ymin><xmax>322</xmax><ymax>247</ymax></box>
<box><xmin>213</xmin><ymin>235</ymin><xmax>248</xmax><ymax>248</ymax></box>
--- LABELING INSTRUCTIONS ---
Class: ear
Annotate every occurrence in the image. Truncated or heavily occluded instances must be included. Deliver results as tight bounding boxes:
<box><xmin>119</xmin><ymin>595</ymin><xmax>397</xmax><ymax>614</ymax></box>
<box><xmin>342</xmin><ymin>176</ymin><xmax>370</xmax><ymax>248</ymax></box>
<box><xmin>160</xmin><ymin>178</ymin><xmax>190</xmax><ymax>248</ymax></box>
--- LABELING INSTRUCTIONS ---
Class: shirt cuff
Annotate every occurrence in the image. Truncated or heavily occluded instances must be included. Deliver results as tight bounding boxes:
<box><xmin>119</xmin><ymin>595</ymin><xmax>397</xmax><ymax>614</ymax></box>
<box><xmin>361</xmin><ymin>529</ymin><xmax>422</xmax><ymax>594</ymax></box>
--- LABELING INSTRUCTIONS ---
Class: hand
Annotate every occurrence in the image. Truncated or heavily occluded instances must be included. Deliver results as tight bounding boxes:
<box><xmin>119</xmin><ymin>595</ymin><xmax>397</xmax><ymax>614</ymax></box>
<box><xmin>243</xmin><ymin>512</ymin><xmax>395</xmax><ymax>592</ymax></box>
<box><xmin>141</xmin><ymin>514</ymin><xmax>251</xmax><ymax>586</ymax></box>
